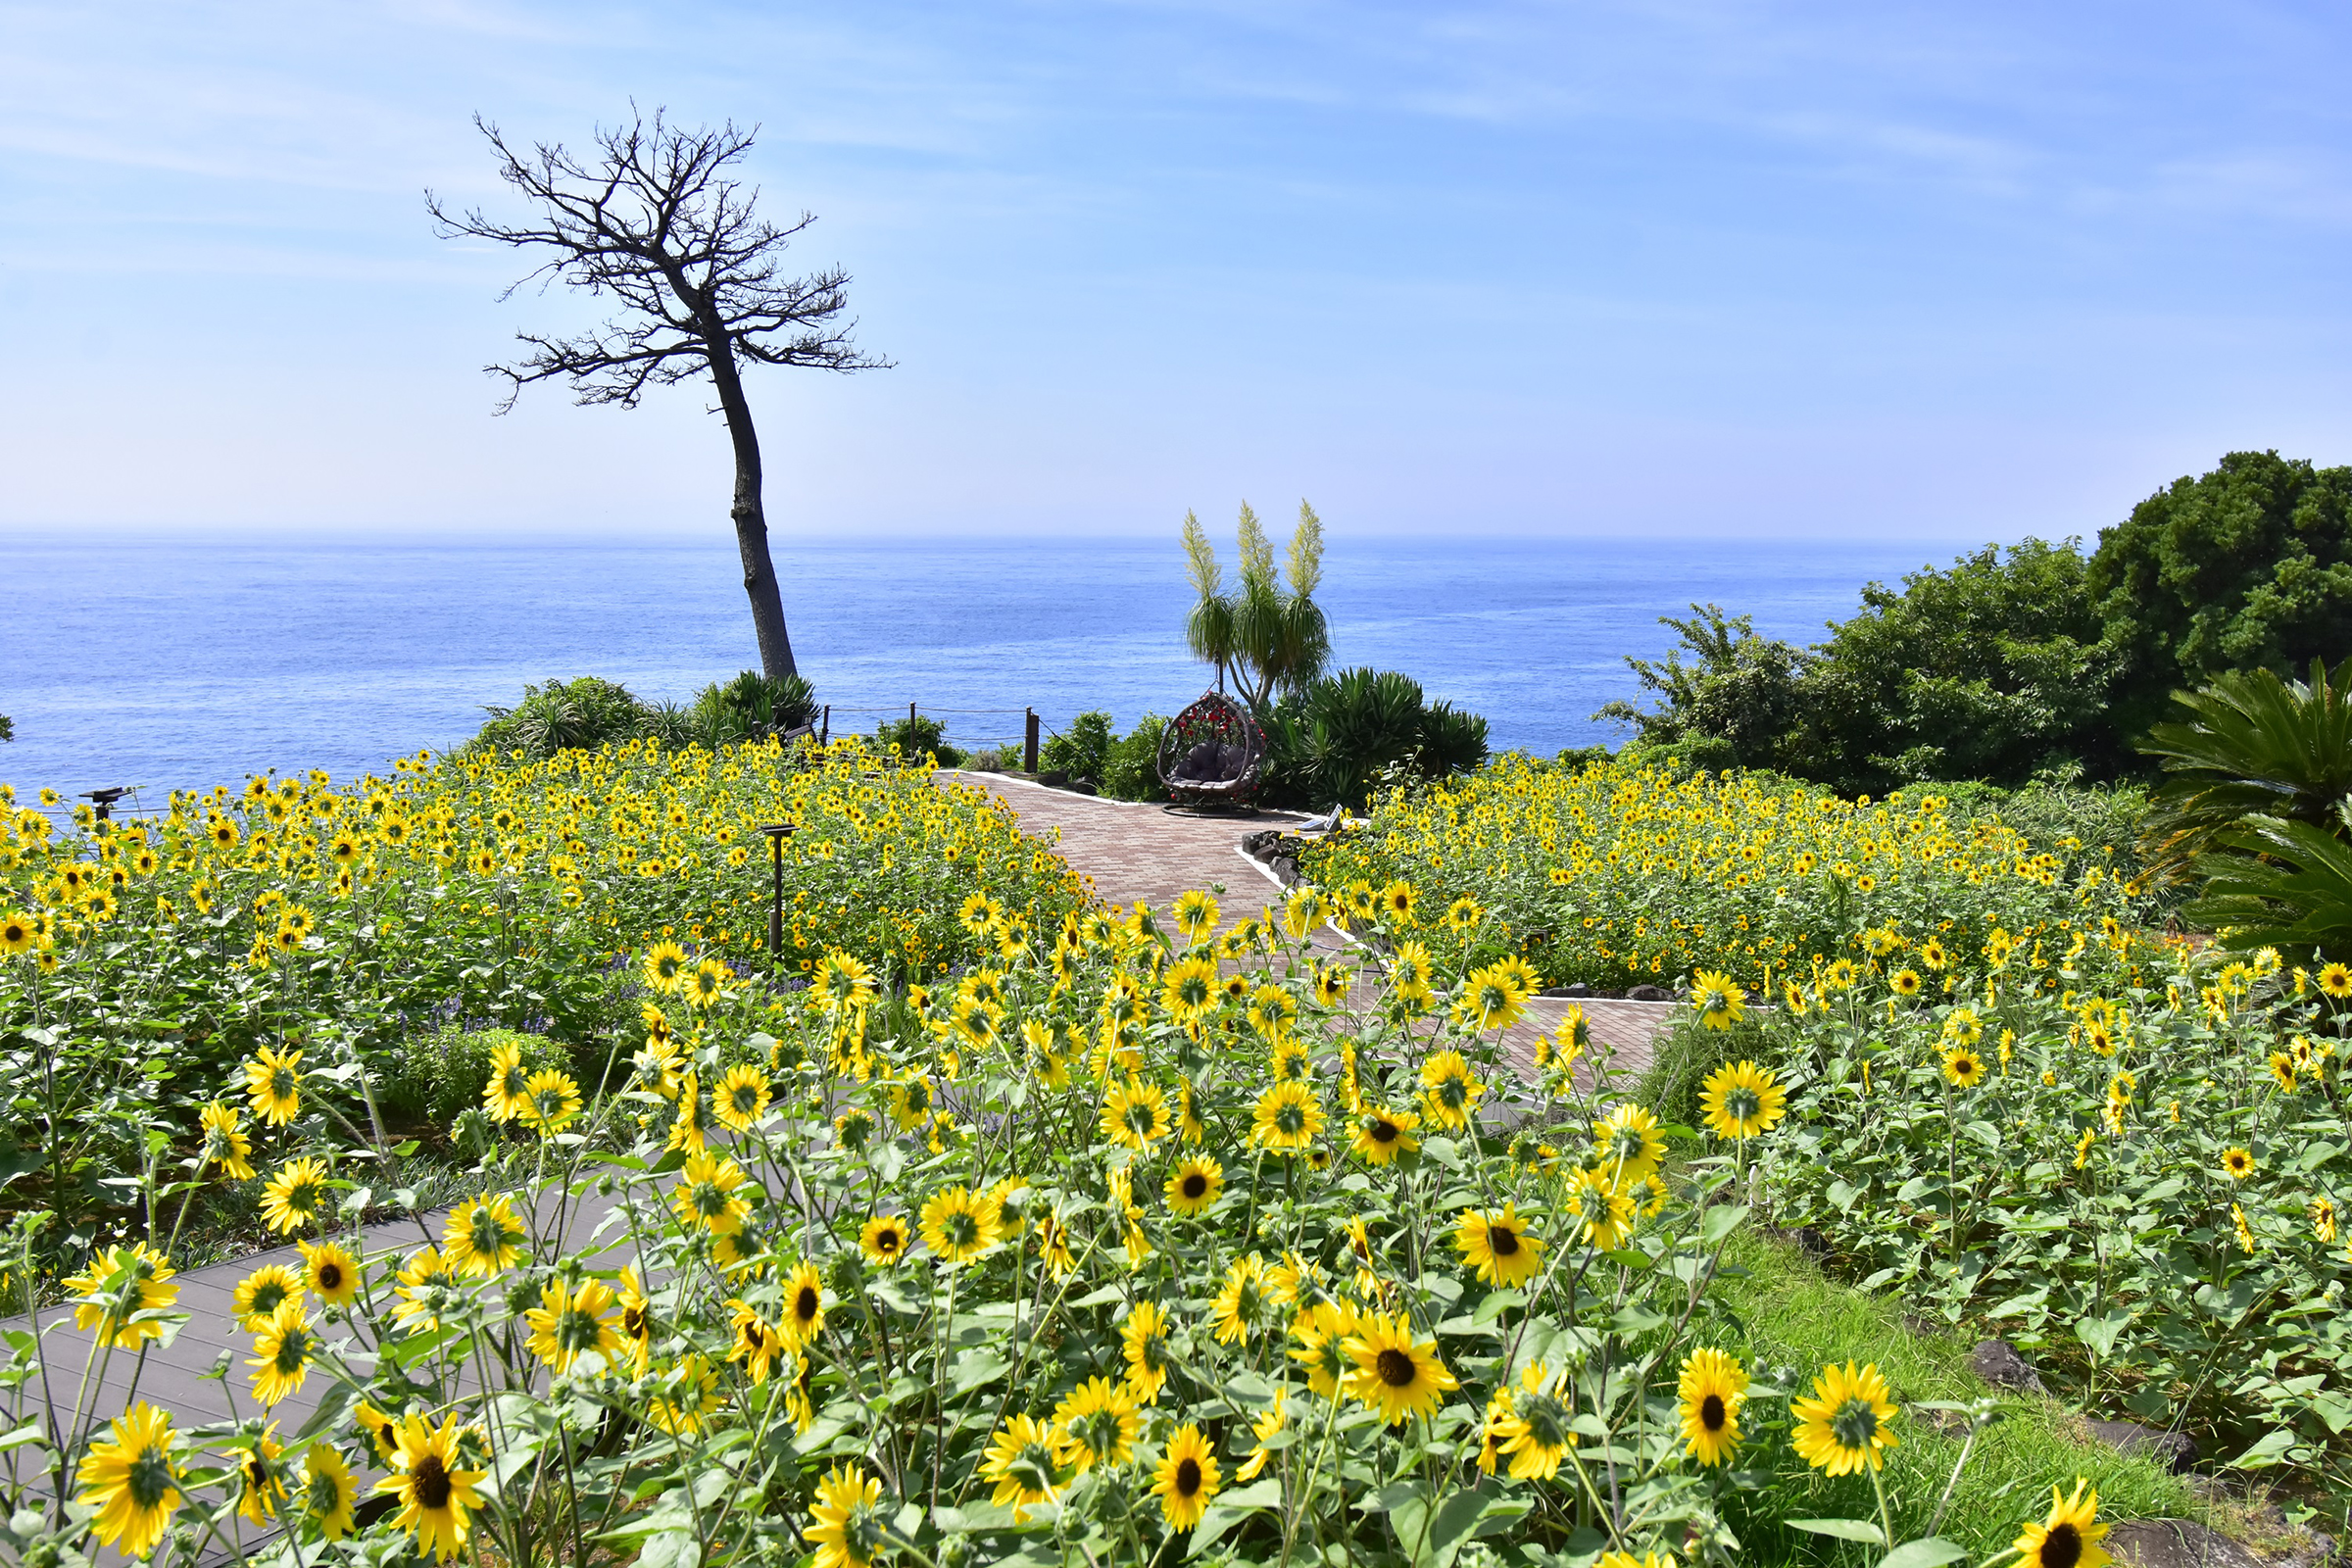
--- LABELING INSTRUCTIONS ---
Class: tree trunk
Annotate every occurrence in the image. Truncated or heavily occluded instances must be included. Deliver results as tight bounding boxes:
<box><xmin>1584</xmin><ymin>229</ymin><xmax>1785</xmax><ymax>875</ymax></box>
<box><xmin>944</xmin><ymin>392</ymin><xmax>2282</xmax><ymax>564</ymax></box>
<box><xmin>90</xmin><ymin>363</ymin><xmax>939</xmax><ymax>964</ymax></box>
<box><xmin>706</xmin><ymin>337</ymin><xmax>798</xmax><ymax>680</ymax></box>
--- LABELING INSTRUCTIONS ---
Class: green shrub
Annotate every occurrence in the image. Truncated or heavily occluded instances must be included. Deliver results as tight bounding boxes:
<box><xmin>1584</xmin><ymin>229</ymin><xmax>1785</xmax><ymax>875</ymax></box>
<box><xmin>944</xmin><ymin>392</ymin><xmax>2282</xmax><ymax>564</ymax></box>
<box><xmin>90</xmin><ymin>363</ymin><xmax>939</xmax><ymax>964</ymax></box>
<box><xmin>1101</xmin><ymin>714</ymin><xmax>1168</xmax><ymax>801</ymax></box>
<box><xmin>1258</xmin><ymin>668</ymin><xmax>1490</xmax><ymax>809</ymax></box>
<box><xmin>690</xmin><ymin>670</ymin><xmax>817</xmax><ymax>746</ymax></box>
<box><xmin>467</xmin><ymin>676</ymin><xmax>653</xmax><ymax>760</ymax></box>
<box><xmin>872</xmin><ymin>712</ymin><xmax>964</xmax><ymax>766</ymax></box>
<box><xmin>1037</xmin><ymin>710</ymin><xmax>1113</xmax><ymax>783</ymax></box>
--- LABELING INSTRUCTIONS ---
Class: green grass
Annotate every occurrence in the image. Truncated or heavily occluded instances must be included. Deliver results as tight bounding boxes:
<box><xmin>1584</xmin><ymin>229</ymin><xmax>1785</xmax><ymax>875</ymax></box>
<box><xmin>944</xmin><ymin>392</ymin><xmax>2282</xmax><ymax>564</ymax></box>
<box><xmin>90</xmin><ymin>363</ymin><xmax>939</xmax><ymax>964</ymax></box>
<box><xmin>1702</xmin><ymin>1231</ymin><xmax>2201</xmax><ymax>1562</ymax></box>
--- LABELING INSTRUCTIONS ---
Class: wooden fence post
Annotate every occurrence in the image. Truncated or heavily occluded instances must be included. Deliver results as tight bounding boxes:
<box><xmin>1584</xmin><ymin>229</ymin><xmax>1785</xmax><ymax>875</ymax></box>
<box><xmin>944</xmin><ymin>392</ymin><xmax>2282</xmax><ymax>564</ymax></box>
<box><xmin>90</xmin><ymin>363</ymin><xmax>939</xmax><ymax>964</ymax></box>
<box><xmin>1025</xmin><ymin>709</ymin><xmax>1040</xmax><ymax>772</ymax></box>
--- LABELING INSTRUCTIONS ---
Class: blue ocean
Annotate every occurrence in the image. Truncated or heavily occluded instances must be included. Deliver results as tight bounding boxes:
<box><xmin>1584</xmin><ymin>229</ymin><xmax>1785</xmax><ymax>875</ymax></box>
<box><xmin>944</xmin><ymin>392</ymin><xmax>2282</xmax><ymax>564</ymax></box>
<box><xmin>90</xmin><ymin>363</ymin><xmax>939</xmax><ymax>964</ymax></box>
<box><xmin>1</xmin><ymin>533</ymin><xmax>1961</xmax><ymax>808</ymax></box>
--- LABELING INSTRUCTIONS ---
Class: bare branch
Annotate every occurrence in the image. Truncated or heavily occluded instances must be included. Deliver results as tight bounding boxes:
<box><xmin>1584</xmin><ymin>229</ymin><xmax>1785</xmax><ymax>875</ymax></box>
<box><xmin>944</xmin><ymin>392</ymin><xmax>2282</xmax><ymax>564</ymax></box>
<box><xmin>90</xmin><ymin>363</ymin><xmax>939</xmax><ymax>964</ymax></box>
<box><xmin>425</xmin><ymin>106</ymin><xmax>891</xmax><ymax>414</ymax></box>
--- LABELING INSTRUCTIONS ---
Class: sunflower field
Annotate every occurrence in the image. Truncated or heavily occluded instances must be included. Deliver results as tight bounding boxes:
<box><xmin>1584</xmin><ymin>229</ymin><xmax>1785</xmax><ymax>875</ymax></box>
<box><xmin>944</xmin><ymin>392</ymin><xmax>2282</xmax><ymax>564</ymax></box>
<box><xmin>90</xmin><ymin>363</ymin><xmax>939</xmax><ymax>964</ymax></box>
<box><xmin>0</xmin><ymin>739</ymin><xmax>1083</xmax><ymax>1243</ymax></box>
<box><xmin>1299</xmin><ymin>758</ymin><xmax>2152</xmax><ymax>996</ymax></box>
<box><xmin>1737</xmin><ymin>931</ymin><xmax>2352</xmax><ymax>1511</ymax></box>
<box><xmin>1</xmin><ymin>881</ymin><xmax>2166</xmax><ymax>1568</ymax></box>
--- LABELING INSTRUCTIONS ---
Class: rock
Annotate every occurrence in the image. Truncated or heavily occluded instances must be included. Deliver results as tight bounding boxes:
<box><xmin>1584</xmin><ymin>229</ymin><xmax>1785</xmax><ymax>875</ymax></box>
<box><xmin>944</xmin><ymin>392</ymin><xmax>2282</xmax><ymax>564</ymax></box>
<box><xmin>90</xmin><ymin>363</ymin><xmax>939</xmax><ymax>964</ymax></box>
<box><xmin>1541</xmin><ymin>983</ymin><xmax>1592</xmax><ymax>998</ymax></box>
<box><xmin>2103</xmin><ymin>1521</ymin><xmax>2265</xmax><ymax>1568</ymax></box>
<box><xmin>1039</xmin><ymin>769</ymin><xmax>1068</xmax><ymax>787</ymax></box>
<box><xmin>1626</xmin><ymin>984</ymin><xmax>1673</xmax><ymax>1003</ymax></box>
<box><xmin>2087</xmin><ymin>1419</ymin><xmax>2199</xmax><ymax>1473</ymax></box>
<box><xmin>1768</xmin><ymin>1225</ymin><xmax>1831</xmax><ymax>1259</ymax></box>
<box><xmin>1969</xmin><ymin>1340</ymin><xmax>2046</xmax><ymax>1396</ymax></box>
<box><xmin>1271</xmin><ymin>856</ymin><xmax>1299</xmax><ymax>886</ymax></box>
<box><xmin>1066</xmin><ymin>781</ymin><xmax>1098</xmax><ymax>796</ymax></box>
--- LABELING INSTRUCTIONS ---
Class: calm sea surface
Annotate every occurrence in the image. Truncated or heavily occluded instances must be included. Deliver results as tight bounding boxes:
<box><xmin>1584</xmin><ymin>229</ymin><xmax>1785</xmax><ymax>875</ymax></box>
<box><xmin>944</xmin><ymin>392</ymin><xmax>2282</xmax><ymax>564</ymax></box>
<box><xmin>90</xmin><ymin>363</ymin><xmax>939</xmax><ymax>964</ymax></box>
<box><xmin>2</xmin><ymin>534</ymin><xmax>1958</xmax><ymax>808</ymax></box>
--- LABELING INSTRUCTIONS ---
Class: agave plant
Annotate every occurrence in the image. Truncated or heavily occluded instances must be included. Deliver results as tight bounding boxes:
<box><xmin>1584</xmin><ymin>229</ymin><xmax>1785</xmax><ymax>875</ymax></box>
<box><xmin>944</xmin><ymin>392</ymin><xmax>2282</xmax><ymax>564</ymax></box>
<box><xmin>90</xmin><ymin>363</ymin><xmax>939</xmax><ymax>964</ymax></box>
<box><xmin>2137</xmin><ymin>659</ymin><xmax>2352</xmax><ymax>875</ymax></box>
<box><xmin>2182</xmin><ymin>808</ymin><xmax>2352</xmax><ymax>961</ymax></box>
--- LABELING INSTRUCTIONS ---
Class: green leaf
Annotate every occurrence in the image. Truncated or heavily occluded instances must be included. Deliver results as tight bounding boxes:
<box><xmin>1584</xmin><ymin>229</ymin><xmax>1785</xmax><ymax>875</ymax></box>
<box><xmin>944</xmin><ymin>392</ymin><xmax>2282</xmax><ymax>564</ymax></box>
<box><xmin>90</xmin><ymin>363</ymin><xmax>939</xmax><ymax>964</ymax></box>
<box><xmin>2229</xmin><ymin>1428</ymin><xmax>2296</xmax><ymax>1469</ymax></box>
<box><xmin>1788</xmin><ymin>1518</ymin><xmax>1887</xmax><ymax>1545</ymax></box>
<box><xmin>1701</xmin><ymin>1202</ymin><xmax>1750</xmax><ymax>1244</ymax></box>
<box><xmin>1880</xmin><ymin>1539</ymin><xmax>1970</xmax><ymax>1568</ymax></box>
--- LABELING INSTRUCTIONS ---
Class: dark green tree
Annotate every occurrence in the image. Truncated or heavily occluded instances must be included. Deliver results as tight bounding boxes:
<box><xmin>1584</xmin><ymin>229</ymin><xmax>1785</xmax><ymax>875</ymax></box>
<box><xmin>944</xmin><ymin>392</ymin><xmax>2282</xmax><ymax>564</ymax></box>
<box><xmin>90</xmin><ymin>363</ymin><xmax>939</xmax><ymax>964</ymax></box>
<box><xmin>2088</xmin><ymin>450</ymin><xmax>2352</xmax><ymax>744</ymax></box>
<box><xmin>1795</xmin><ymin>538</ymin><xmax>2118</xmax><ymax>789</ymax></box>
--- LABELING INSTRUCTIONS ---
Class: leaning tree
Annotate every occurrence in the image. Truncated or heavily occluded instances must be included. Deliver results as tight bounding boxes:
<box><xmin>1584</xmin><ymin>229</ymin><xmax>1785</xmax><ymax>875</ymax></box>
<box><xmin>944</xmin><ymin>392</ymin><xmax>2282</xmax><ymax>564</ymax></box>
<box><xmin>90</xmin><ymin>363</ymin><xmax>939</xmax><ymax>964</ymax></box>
<box><xmin>429</xmin><ymin>108</ymin><xmax>888</xmax><ymax>679</ymax></box>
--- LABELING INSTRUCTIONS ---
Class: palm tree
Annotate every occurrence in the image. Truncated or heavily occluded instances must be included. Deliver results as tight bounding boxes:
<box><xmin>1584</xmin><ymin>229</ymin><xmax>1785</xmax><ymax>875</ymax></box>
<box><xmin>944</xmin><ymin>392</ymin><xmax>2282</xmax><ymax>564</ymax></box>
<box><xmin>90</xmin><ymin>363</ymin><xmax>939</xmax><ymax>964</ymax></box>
<box><xmin>2139</xmin><ymin>659</ymin><xmax>2352</xmax><ymax>876</ymax></box>
<box><xmin>1180</xmin><ymin>502</ymin><xmax>1330</xmax><ymax>708</ymax></box>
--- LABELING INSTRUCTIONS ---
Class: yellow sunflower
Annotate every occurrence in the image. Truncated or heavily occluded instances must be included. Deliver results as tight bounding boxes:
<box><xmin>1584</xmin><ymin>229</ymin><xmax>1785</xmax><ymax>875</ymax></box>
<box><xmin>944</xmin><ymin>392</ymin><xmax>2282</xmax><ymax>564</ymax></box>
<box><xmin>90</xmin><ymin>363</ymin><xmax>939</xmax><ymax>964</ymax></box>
<box><xmin>64</xmin><ymin>1243</ymin><xmax>179</xmax><ymax>1349</ymax></box>
<box><xmin>859</xmin><ymin>1214</ymin><xmax>911</xmax><ymax>1265</ymax></box>
<box><xmin>1152</xmin><ymin>1423</ymin><xmax>1221</xmax><ymax>1531</ymax></box>
<box><xmin>230</xmin><ymin>1262</ymin><xmax>304</xmax><ymax>1331</ymax></box>
<box><xmin>1593</xmin><ymin>1103</ymin><xmax>1665</xmax><ymax>1183</ymax></box>
<box><xmin>807</xmin><ymin>1464</ymin><xmax>892</xmax><ymax>1568</ymax></box>
<box><xmin>524</xmin><ymin>1276</ymin><xmax>623</xmax><ymax>1373</ymax></box>
<box><xmin>1343</xmin><ymin>1309</ymin><xmax>1459</xmax><ymax>1425</ymax></box>
<box><xmin>714</xmin><ymin>1062</ymin><xmax>772</xmax><ymax>1131</ymax></box>
<box><xmin>981</xmin><ymin>1412</ymin><xmax>1063</xmax><ymax>1522</ymax></box>
<box><xmin>244</xmin><ymin>1043</ymin><xmax>305</xmax><ymax>1126</ymax></box>
<box><xmin>301</xmin><ymin>1443</ymin><xmax>358</xmax><ymax>1541</ymax></box>
<box><xmin>374</xmin><ymin>1412</ymin><xmax>488</xmax><ymax>1562</ymax></box>
<box><xmin>1678</xmin><ymin>1347</ymin><xmax>1748</xmax><ymax>1465</ymax></box>
<box><xmin>1165</xmin><ymin>1155</ymin><xmax>1225</xmax><ymax>1216</ymax></box>
<box><xmin>1121</xmin><ymin>1298</ymin><xmax>1173</xmax><ymax>1402</ymax></box>
<box><xmin>1790</xmin><ymin>1361</ymin><xmax>1900</xmax><ymax>1476</ymax></box>
<box><xmin>1053</xmin><ymin>1376</ymin><xmax>1141</xmax><ymax>1473</ymax></box>
<box><xmin>443</xmin><ymin>1194</ymin><xmax>527</xmax><ymax>1278</ymax></box>
<box><xmin>780</xmin><ymin>1261</ymin><xmax>827</xmax><ymax>1348</ymax></box>
<box><xmin>919</xmin><ymin>1184</ymin><xmax>1004</xmax><ymax>1265</ymax></box>
<box><xmin>672</xmin><ymin>1152</ymin><xmax>754</xmax><ymax>1236</ymax></box>
<box><xmin>260</xmin><ymin>1156</ymin><xmax>331</xmax><ymax>1234</ymax></box>
<box><xmin>1419</xmin><ymin>1050</ymin><xmax>1486</xmax><ymax>1130</ymax></box>
<box><xmin>1568</xmin><ymin>1166</ymin><xmax>1636</xmax><ymax>1250</ymax></box>
<box><xmin>477</xmin><ymin>1044</ymin><xmax>533</xmax><ymax>1128</ymax></box>
<box><xmin>1101</xmin><ymin>1076</ymin><xmax>1171</xmax><ymax>1151</ymax></box>
<box><xmin>1454</xmin><ymin>1203</ymin><xmax>1545</xmax><ymax>1288</ymax></box>
<box><xmin>1690</xmin><ymin>969</ymin><xmax>1745</xmax><ymax>1029</ymax></box>
<box><xmin>299</xmin><ymin>1239</ymin><xmax>360</xmax><ymax>1308</ymax></box>
<box><xmin>248</xmin><ymin>1298</ymin><xmax>318</xmax><ymax>1407</ymax></box>
<box><xmin>199</xmin><ymin>1101</ymin><xmax>256</xmax><ymax>1180</ymax></box>
<box><xmin>2011</xmin><ymin>1478</ymin><xmax>2111</xmax><ymax>1568</ymax></box>
<box><xmin>519</xmin><ymin>1067</ymin><xmax>581</xmax><ymax>1132</ymax></box>
<box><xmin>2220</xmin><ymin>1147</ymin><xmax>2256</xmax><ymax>1181</ymax></box>
<box><xmin>75</xmin><ymin>1401</ymin><xmax>181</xmax><ymax>1558</ymax></box>
<box><xmin>1251</xmin><ymin>1080</ymin><xmax>1325</xmax><ymax>1152</ymax></box>
<box><xmin>1350</xmin><ymin>1104</ymin><xmax>1422</xmax><ymax>1166</ymax></box>
<box><xmin>643</xmin><ymin>941</ymin><xmax>689</xmax><ymax>994</ymax></box>
<box><xmin>1699</xmin><ymin>1059</ymin><xmax>1786</xmax><ymax>1140</ymax></box>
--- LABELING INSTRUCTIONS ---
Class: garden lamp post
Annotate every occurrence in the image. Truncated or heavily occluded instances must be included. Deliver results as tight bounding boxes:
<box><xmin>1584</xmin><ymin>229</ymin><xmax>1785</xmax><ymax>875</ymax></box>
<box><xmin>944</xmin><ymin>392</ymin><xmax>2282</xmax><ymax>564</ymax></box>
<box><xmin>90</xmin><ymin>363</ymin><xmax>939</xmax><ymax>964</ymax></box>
<box><xmin>761</xmin><ymin>821</ymin><xmax>796</xmax><ymax>965</ymax></box>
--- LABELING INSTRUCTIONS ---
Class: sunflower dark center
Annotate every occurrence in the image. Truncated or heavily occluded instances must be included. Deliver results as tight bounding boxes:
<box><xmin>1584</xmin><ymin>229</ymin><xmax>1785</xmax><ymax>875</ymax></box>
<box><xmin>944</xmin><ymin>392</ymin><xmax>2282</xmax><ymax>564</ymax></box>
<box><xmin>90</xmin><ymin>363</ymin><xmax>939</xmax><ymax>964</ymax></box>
<box><xmin>876</xmin><ymin>1229</ymin><xmax>900</xmax><ymax>1251</ymax></box>
<box><xmin>1371</xmin><ymin>1120</ymin><xmax>1398</xmax><ymax>1144</ymax></box>
<box><xmin>1376</xmin><ymin>1348</ymin><xmax>1417</xmax><ymax>1388</ymax></box>
<box><xmin>1700</xmin><ymin>1394</ymin><xmax>1726</xmax><ymax>1432</ymax></box>
<box><xmin>127</xmin><ymin>1445</ymin><xmax>175</xmax><ymax>1510</ymax></box>
<box><xmin>317</xmin><ymin>1262</ymin><xmax>344</xmax><ymax>1292</ymax></box>
<box><xmin>623</xmin><ymin>1305</ymin><xmax>648</xmax><ymax>1336</ymax></box>
<box><xmin>795</xmin><ymin>1287</ymin><xmax>819</xmax><ymax>1323</ymax></box>
<box><xmin>1175</xmin><ymin>1457</ymin><xmax>1202</xmax><ymax>1494</ymax></box>
<box><xmin>1491</xmin><ymin>1225</ymin><xmax>1520</xmax><ymax>1255</ymax></box>
<box><xmin>2041</xmin><ymin>1523</ymin><xmax>2082</xmax><ymax>1568</ymax></box>
<box><xmin>412</xmin><ymin>1453</ymin><xmax>453</xmax><ymax>1511</ymax></box>
<box><xmin>1181</xmin><ymin>1174</ymin><xmax>1208</xmax><ymax>1200</ymax></box>
<box><xmin>1830</xmin><ymin>1396</ymin><xmax>1879</xmax><ymax>1450</ymax></box>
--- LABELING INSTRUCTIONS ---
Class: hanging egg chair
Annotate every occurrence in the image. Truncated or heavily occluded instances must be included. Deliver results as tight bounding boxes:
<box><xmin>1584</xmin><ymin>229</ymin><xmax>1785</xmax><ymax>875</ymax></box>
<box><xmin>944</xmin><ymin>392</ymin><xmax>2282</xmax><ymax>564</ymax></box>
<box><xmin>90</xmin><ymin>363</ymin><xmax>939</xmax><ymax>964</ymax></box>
<box><xmin>1157</xmin><ymin>689</ymin><xmax>1268</xmax><ymax>806</ymax></box>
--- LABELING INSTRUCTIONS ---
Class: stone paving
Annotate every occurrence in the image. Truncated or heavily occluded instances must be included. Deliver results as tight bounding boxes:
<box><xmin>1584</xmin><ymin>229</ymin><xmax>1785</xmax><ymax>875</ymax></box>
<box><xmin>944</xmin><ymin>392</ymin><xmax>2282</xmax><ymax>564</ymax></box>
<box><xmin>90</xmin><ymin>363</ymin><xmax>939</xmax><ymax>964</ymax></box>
<box><xmin>939</xmin><ymin>770</ymin><xmax>1671</xmax><ymax>1080</ymax></box>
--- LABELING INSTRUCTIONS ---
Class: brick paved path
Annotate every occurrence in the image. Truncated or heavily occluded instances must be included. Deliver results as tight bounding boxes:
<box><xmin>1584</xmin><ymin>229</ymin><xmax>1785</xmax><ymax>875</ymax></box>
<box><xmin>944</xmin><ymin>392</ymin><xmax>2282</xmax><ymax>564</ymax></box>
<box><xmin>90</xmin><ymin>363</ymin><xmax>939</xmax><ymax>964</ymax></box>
<box><xmin>941</xmin><ymin>771</ymin><xmax>1671</xmax><ymax>1080</ymax></box>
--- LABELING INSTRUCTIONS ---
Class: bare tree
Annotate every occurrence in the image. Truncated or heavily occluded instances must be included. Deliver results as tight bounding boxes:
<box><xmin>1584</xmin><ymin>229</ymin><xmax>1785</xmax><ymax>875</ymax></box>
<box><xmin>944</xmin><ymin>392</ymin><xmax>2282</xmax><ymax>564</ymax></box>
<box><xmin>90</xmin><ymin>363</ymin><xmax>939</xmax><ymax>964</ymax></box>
<box><xmin>429</xmin><ymin>108</ymin><xmax>888</xmax><ymax>680</ymax></box>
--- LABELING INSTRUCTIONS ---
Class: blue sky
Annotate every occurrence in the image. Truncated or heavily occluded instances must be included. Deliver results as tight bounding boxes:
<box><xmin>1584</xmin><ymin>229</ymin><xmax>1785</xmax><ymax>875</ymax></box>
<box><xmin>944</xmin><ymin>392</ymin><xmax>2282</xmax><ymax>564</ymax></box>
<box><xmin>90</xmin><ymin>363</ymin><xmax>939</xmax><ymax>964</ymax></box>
<box><xmin>3</xmin><ymin>0</ymin><xmax>2347</xmax><ymax>541</ymax></box>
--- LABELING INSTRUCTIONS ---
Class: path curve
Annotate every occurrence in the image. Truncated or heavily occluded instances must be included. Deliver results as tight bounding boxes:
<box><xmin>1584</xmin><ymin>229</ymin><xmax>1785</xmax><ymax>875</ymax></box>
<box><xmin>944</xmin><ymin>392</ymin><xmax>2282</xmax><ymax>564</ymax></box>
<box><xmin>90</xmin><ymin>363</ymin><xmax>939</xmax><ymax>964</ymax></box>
<box><xmin>941</xmin><ymin>771</ymin><xmax>1671</xmax><ymax>1081</ymax></box>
